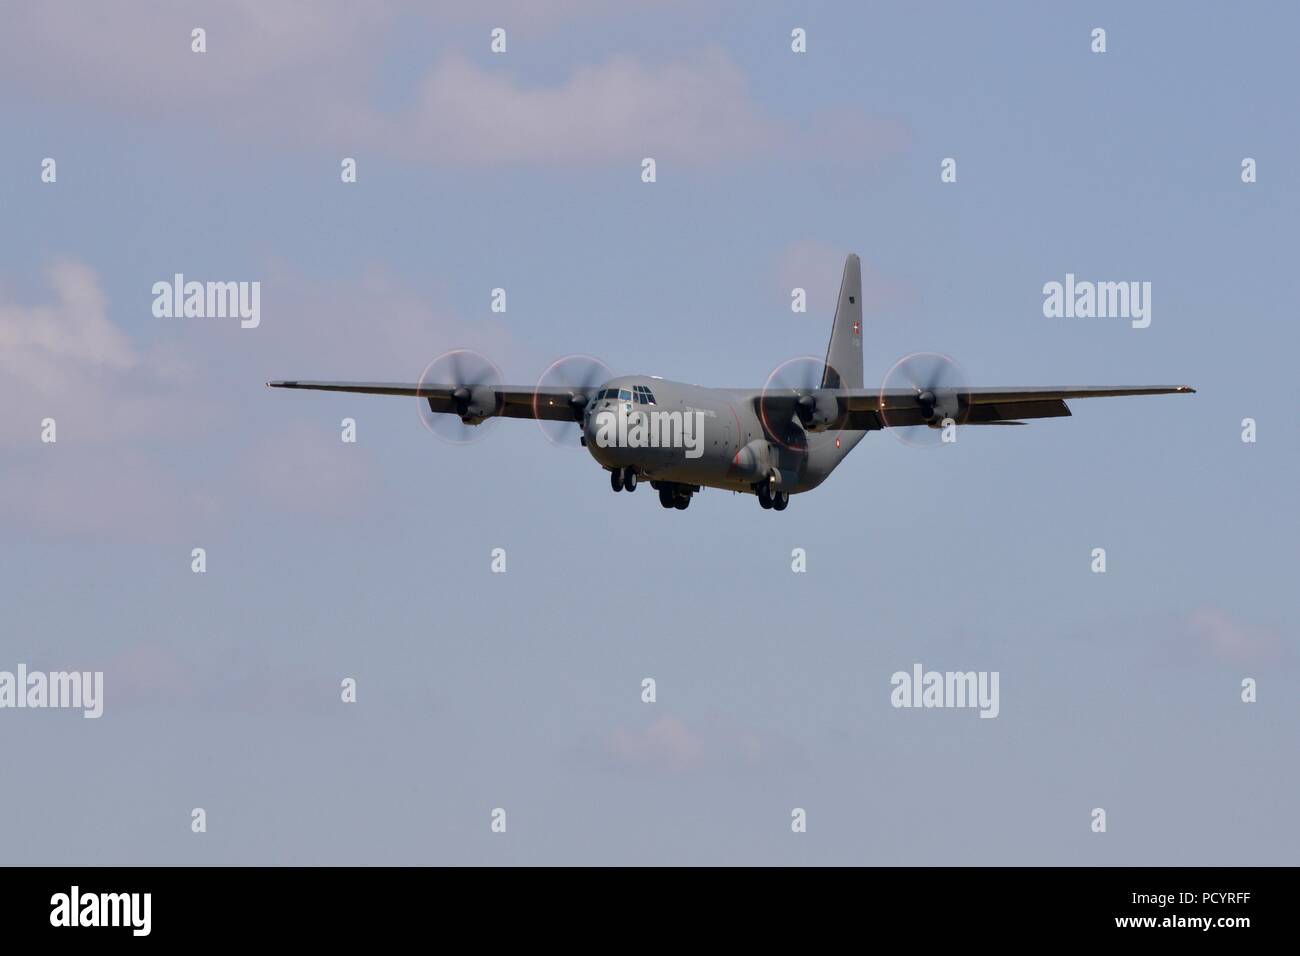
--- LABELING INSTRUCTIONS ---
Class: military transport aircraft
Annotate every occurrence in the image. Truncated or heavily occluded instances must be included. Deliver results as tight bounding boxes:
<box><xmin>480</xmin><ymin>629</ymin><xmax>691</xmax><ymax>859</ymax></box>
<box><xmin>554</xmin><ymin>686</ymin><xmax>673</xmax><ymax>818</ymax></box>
<box><xmin>268</xmin><ymin>255</ymin><xmax>1194</xmax><ymax>513</ymax></box>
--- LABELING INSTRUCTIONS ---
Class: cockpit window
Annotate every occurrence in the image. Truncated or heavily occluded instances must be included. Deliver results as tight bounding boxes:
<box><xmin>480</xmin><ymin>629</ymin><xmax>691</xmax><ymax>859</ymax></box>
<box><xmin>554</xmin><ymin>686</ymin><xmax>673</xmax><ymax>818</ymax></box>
<box><xmin>601</xmin><ymin>385</ymin><xmax>657</xmax><ymax>403</ymax></box>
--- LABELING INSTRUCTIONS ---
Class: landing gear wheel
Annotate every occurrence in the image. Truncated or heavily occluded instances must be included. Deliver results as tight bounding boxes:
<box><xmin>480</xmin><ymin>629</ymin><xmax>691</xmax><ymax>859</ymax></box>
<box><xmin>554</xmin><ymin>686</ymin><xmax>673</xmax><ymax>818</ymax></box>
<box><xmin>610</xmin><ymin>469</ymin><xmax>622</xmax><ymax>492</ymax></box>
<box><xmin>659</xmin><ymin>487</ymin><xmax>675</xmax><ymax>509</ymax></box>
<box><xmin>757</xmin><ymin>481</ymin><xmax>772</xmax><ymax>510</ymax></box>
<box><xmin>772</xmin><ymin>490</ymin><xmax>789</xmax><ymax>511</ymax></box>
<box><xmin>622</xmin><ymin>469</ymin><xmax>637</xmax><ymax>492</ymax></box>
<box><xmin>674</xmin><ymin>495</ymin><xmax>690</xmax><ymax>510</ymax></box>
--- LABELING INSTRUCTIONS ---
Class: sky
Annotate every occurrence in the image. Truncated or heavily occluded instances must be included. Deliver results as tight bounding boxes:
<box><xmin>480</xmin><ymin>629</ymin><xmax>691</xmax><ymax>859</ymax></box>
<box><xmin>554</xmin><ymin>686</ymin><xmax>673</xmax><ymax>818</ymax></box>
<box><xmin>0</xmin><ymin>1</ymin><xmax>1296</xmax><ymax>865</ymax></box>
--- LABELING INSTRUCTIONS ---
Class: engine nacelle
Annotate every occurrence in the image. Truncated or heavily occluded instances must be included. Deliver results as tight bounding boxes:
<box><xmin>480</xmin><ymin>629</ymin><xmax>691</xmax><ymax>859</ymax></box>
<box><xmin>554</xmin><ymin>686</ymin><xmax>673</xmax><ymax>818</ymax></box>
<box><xmin>452</xmin><ymin>385</ymin><xmax>499</xmax><ymax>424</ymax></box>
<box><xmin>795</xmin><ymin>390</ymin><xmax>840</xmax><ymax>431</ymax></box>
<box><xmin>918</xmin><ymin>388</ymin><xmax>961</xmax><ymax>427</ymax></box>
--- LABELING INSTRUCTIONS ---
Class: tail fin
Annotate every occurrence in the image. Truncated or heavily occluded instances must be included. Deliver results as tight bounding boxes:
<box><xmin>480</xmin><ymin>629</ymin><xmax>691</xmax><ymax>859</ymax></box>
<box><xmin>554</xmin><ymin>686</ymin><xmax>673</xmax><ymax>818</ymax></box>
<box><xmin>822</xmin><ymin>254</ymin><xmax>863</xmax><ymax>389</ymax></box>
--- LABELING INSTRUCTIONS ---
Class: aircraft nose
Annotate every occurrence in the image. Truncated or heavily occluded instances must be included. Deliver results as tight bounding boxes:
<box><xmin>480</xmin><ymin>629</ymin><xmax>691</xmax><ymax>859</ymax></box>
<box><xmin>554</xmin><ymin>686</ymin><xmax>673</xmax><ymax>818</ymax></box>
<box><xmin>583</xmin><ymin>403</ymin><xmax>604</xmax><ymax>449</ymax></box>
<box><xmin>583</xmin><ymin>401</ymin><xmax>623</xmax><ymax>465</ymax></box>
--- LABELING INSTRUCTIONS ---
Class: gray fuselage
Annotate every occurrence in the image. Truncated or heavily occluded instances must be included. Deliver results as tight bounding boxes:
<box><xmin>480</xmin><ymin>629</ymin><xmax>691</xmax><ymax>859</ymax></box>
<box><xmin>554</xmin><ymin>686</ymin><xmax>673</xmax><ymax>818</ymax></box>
<box><xmin>582</xmin><ymin>375</ymin><xmax>865</xmax><ymax>495</ymax></box>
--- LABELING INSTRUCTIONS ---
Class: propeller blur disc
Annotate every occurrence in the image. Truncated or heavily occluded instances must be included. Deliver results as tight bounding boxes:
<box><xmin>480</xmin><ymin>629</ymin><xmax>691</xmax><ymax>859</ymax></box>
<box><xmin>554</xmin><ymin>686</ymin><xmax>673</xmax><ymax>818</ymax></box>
<box><xmin>759</xmin><ymin>355</ymin><xmax>843</xmax><ymax>452</ymax></box>
<box><xmin>533</xmin><ymin>354</ymin><xmax>613</xmax><ymax>448</ymax></box>
<box><xmin>879</xmin><ymin>351</ymin><xmax>969</xmax><ymax>448</ymax></box>
<box><xmin>415</xmin><ymin>348</ymin><xmax>503</xmax><ymax>444</ymax></box>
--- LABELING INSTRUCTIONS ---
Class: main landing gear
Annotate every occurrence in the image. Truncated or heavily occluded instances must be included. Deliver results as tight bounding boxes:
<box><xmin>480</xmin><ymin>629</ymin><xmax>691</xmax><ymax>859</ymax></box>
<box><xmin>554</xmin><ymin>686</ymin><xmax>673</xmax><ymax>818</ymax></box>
<box><xmin>658</xmin><ymin>486</ymin><xmax>690</xmax><ymax>510</ymax></box>
<box><xmin>610</xmin><ymin>466</ymin><xmax>638</xmax><ymax>492</ymax></box>
<box><xmin>649</xmin><ymin>480</ymin><xmax>694</xmax><ymax>510</ymax></box>
<box><xmin>613</xmin><ymin>470</ymin><xmax>696</xmax><ymax>509</ymax></box>
<box><xmin>755</xmin><ymin>481</ymin><xmax>789</xmax><ymax>512</ymax></box>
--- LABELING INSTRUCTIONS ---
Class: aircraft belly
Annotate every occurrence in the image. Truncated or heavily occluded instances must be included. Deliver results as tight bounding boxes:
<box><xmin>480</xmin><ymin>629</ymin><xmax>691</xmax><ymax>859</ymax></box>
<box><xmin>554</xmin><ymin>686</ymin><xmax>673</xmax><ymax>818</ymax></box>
<box><xmin>650</xmin><ymin>444</ymin><xmax>741</xmax><ymax>487</ymax></box>
<box><xmin>584</xmin><ymin>382</ymin><xmax>869</xmax><ymax>496</ymax></box>
<box><xmin>641</xmin><ymin>395</ymin><xmax>745</xmax><ymax>489</ymax></box>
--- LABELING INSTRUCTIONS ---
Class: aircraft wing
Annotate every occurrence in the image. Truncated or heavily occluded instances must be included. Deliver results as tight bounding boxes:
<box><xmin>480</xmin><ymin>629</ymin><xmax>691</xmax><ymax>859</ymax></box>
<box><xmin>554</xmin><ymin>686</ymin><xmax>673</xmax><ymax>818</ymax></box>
<box><xmin>265</xmin><ymin>380</ymin><xmax>586</xmax><ymax>422</ymax></box>
<box><xmin>839</xmin><ymin>384</ymin><xmax>1195</xmax><ymax>429</ymax></box>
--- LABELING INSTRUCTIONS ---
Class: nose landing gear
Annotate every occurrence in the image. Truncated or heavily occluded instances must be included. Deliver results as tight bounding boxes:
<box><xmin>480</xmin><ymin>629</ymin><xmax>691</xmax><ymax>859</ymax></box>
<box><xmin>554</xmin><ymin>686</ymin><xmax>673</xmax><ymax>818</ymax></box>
<box><xmin>605</xmin><ymin>468</ymin><xmax>637</xmax><ymax>494</ymax></box>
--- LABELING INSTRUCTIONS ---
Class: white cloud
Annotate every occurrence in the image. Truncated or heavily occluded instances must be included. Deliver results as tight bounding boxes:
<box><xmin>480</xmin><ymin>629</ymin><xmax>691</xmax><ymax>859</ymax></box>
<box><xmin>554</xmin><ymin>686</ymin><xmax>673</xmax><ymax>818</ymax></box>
<box><xmin>369</xmin><ymin>51</ymin><xmax>770</xmax><ymax>165</ymax></box>
<box><xmin>1184</xmin><ymin>608</ymin><xmax>1289</xmax><ymax>666</ymax></box>
<box><xmin>611</xmin><ymin>716</ymin><xmax>707</xmax><ymax>771</ymax></box>
<box><xmin>0</xmin><ymin>260</ymin><xmax>134</xmax><ymax>370</ymax></box>
<box><xmin>1</xmin><ymin>6</ymin><xmax>905</xmax><ymax>169</ymax></box>
<box><xmin>0</xmin><ymin>261</ymin><xmax>190</xmax><ymax>447</ymax></box>
<box><xmin>0</xmin><ymin>258</ymin><xmax>510</xmax><ymax>536</ymax></box>
<box><xmin>0</xmin><ymin>1</ymin><xmax>391</xmax><ymax>109</ymax></box>
<box><xmin>607</xmin><ymin>714</ymin><xmax>805</xmax><ymax>775</ymax></box>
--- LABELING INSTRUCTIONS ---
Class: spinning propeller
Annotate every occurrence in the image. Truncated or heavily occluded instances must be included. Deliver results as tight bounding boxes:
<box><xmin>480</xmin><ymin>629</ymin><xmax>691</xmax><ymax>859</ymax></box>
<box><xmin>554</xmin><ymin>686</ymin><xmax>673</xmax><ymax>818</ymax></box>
<box><xmin>759</xmin><ymin>356</ymin><xmax>843</xmax><ymax>451</ymax></box>
<box><xmin>879</xmin><ymin>351</ymin><xmax>970</xmax><ymax>448</ymax></box>
<box><xmin>416</xmin><ymin>349</ymin><xmax>503</xmax><ymax>444</ymax></box>
<box><xmin>533</xmin><ymin>354</ymin><xmax>613</xmax><ymax>448</ymax></box>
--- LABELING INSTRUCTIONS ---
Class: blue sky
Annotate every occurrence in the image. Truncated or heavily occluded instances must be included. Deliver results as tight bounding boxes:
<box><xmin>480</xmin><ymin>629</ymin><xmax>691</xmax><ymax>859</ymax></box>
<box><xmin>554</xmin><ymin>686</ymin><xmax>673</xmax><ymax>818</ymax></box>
<box><xmin>0</xmin><ymin>1</ymin><xmax>1295</xmax><ymax>864</ymax></box>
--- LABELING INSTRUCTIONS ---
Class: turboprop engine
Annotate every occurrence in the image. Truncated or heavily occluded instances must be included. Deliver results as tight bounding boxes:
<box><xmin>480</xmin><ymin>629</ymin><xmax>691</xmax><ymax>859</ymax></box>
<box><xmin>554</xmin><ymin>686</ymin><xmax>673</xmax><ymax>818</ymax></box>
<box><xmin>916</xmin><ymin>387</ymin><xmax>961</xmax><ymax>427</ymax></box>
<box><xmin>795</xmin><ymin>390</ymin><xmax>840</xmax><ymax>431</ymax></box>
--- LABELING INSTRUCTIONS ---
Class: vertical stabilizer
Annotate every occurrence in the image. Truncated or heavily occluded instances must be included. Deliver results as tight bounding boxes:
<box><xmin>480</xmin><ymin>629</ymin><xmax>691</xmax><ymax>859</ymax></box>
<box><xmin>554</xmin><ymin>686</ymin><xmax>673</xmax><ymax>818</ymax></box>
<box><xmin>822</xmin><ymin>254</ymin><xmax>863</xmax><ymax>389</ymax></box>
